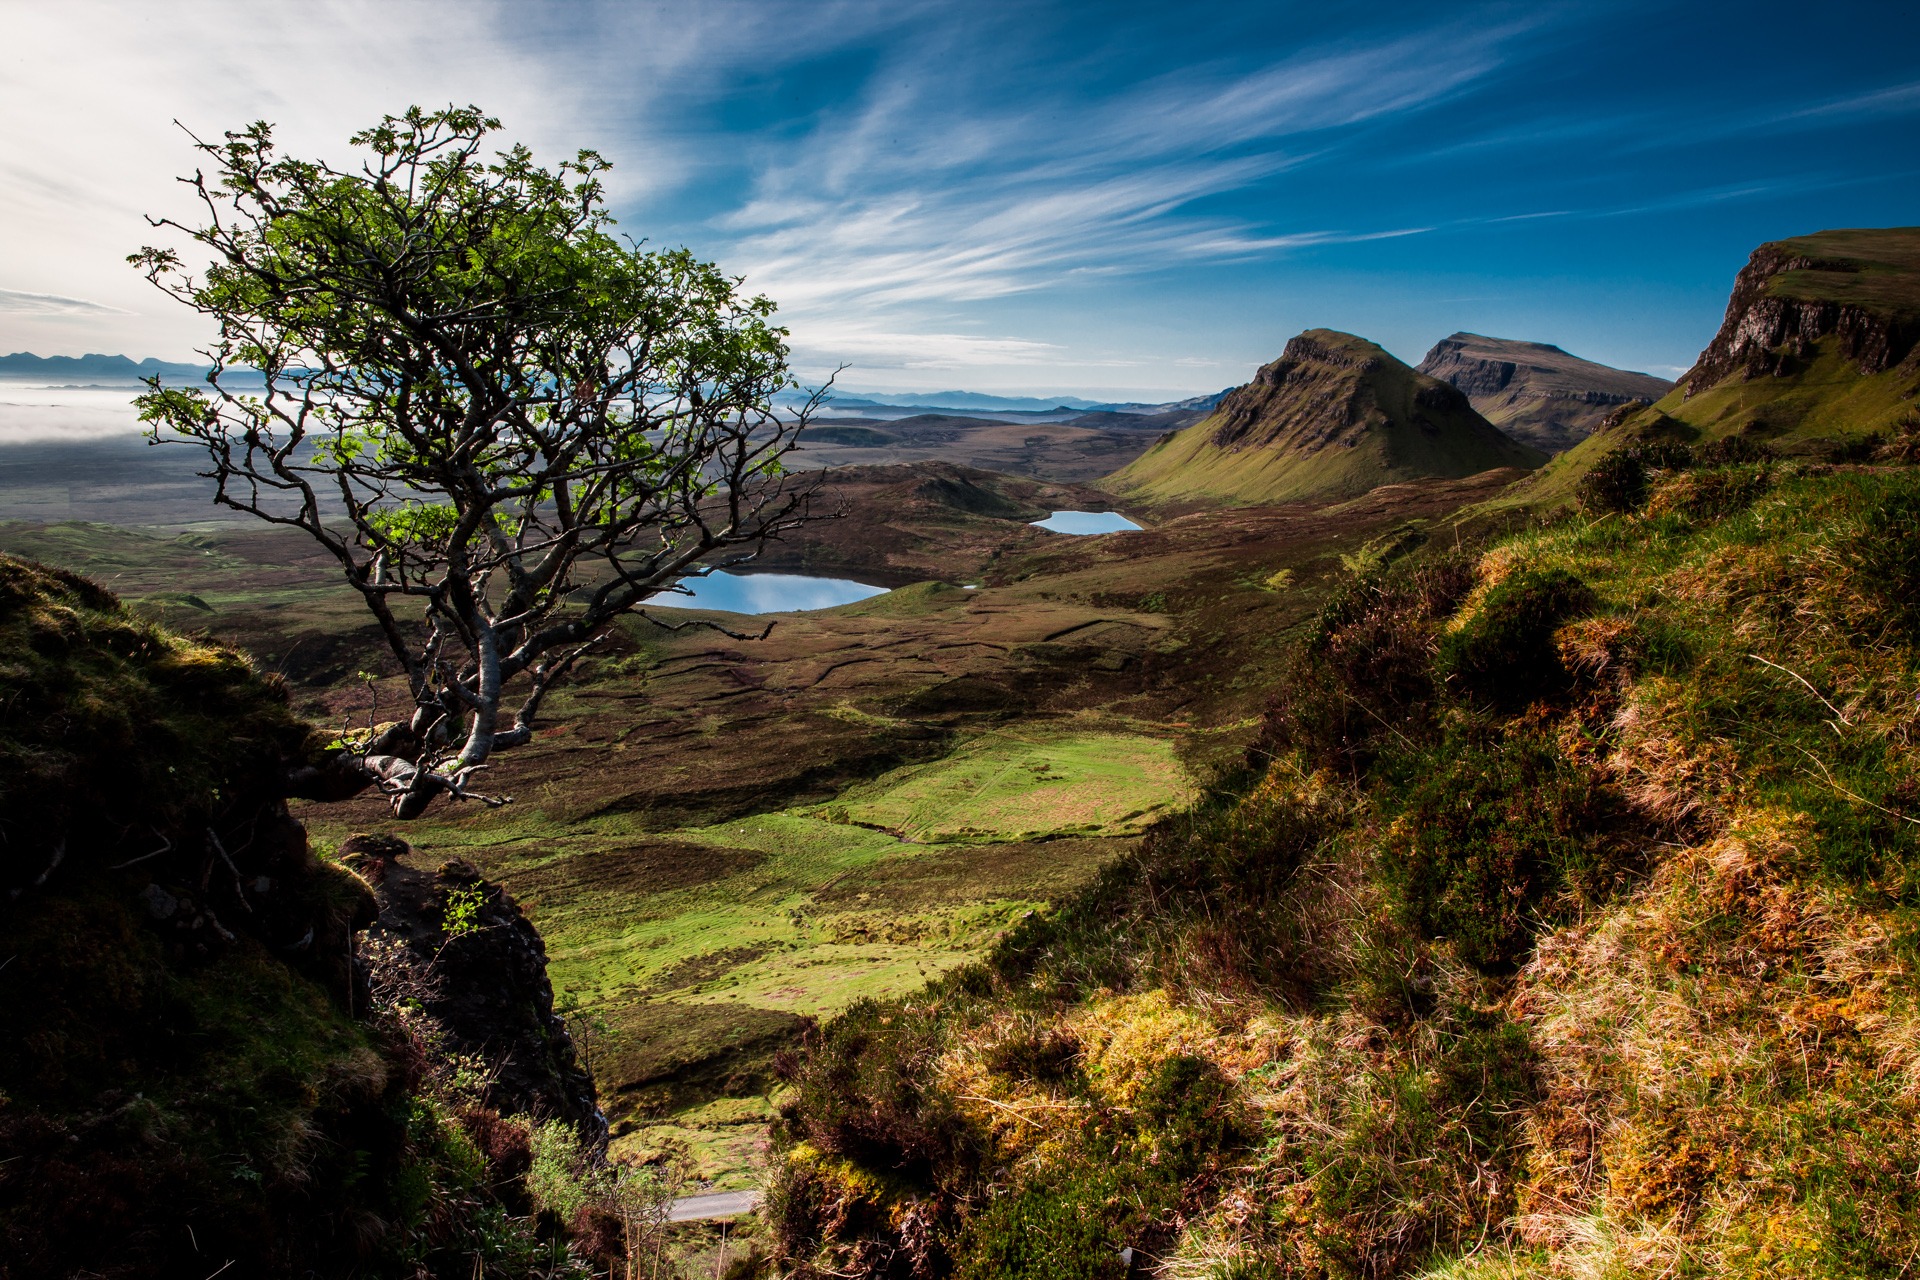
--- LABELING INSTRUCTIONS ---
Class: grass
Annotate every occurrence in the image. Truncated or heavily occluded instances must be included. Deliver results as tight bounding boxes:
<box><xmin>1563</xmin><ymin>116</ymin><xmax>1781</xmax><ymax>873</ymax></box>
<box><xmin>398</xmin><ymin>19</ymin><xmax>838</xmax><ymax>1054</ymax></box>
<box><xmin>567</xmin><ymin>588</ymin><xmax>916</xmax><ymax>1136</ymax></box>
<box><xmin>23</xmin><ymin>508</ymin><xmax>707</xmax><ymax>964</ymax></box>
<box><xmin>306</xmin><ymin>728</ymin><xmax>1190</xmax><ymax>1191</ymax></box>
<box><xmin>769</xmin><ymin>461</ymin><xmax>1920</xmax><ymax>1279</ymax></box>
<box><xmin>815</xmin><ymin>726</ymin><xmax>1193</xmax><ymax>842</ymax></box>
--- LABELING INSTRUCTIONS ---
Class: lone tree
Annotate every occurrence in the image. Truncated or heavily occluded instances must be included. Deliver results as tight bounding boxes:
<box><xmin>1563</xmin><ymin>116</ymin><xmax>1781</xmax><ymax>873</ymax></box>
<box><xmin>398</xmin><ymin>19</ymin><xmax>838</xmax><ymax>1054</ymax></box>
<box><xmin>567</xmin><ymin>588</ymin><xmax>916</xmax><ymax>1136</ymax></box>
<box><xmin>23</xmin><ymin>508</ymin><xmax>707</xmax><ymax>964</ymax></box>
<box><xmin>134</xmin><ymin>106</ymin><xmax>825</xmax><ymax>817</ymax></box>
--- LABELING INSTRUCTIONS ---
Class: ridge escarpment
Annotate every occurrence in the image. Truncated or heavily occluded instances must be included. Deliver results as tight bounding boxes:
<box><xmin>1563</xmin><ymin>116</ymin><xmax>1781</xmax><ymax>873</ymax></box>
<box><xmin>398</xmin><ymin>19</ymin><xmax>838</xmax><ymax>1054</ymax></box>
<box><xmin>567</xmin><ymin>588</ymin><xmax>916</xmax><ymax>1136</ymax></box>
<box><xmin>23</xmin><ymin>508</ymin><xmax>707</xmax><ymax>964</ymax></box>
<box><xmin>0</xmin><ymin>555</ymin><xmax>651</xmax><ymax>1277</ymax></box>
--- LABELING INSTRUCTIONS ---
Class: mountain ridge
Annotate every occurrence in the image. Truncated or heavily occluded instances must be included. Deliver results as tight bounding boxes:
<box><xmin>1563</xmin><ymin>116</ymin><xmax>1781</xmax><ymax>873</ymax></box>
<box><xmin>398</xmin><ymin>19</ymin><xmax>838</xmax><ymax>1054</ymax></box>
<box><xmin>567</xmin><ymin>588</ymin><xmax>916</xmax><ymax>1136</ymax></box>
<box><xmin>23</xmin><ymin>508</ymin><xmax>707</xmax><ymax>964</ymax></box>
<box><xmin>1416</xmin><ymin>331</ymin><xmax>1671</xmax><ymax>454</ymax></box>
<box><xmin>0</xmin><ymin>350</ymin><xmax>208</xmax><ymax>381</ymax></box>
<box><xmin>1103</xmin><ymin>328</ymin><xmax>1543</xmax><ymax>506</ymax></box>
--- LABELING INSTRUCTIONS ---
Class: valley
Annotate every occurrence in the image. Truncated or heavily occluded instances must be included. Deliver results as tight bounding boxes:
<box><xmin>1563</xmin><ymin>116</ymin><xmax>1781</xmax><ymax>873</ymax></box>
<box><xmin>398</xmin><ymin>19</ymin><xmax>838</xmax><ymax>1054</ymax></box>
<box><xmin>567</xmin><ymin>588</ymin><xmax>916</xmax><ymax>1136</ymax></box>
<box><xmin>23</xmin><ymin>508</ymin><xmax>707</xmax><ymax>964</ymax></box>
<box><xmin>0</xmin><ymin>440</ymin><xmax>1517</xmax><ymax>1189</ymax></box>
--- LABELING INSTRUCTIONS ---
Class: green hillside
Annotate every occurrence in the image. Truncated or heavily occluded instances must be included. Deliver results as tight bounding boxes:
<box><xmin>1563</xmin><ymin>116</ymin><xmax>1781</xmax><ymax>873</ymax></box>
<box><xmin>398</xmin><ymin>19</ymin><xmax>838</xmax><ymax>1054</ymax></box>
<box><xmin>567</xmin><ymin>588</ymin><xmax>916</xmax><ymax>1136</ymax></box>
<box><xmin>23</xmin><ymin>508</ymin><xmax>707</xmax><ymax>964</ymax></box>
<box><xmin>770</xmin><ymin>454</ymin><xmax>1920</xmax><ymax>1280</ymax></box>
<box><xmin>1104</xmin><ymin>329</ymin><xmax>1543</xmax><ymax>507</ymax></box>
<box><xmin>1517</xmin><ymin>226</ymin><xmax>1920</xmax><ymax>507</ymax></box>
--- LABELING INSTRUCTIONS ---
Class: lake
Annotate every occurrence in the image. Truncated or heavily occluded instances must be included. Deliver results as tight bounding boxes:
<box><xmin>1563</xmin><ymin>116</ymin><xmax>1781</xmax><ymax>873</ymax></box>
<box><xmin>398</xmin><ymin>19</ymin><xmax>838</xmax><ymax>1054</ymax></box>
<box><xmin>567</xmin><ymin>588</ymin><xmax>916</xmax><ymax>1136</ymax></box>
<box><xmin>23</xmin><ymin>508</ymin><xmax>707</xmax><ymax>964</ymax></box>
<box><xmin>644</xmin><ymin>571</ymin><xmax>889</xmax><ymax>614</ymax></box>
<box><xmin>1030</xmin><ymin>509</ymin><xmax>1143</xmax><ymax>535</ymax></box>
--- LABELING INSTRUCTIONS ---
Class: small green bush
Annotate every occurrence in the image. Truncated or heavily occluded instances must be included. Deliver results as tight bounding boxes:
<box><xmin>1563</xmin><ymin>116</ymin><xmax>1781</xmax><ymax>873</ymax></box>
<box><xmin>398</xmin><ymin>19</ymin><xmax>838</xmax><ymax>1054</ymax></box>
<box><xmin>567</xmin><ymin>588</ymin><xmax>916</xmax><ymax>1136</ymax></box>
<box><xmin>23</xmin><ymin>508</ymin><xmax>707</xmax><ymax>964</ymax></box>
<box><xmin>1577</xmin><ymin>449</ymin><xmax>1648</xmax><ymax>513</ymax></box>
<box><xmin>956</xmin><ymin>1164</ymin><xmax>1139</xmax><ymax>1280</ymax></box>
<box><xmin>1437</xmin><ymin>569</ymin><xmax>1595</xmax><ymax>711</ymax></box>
<box><xmin>1386</xmin><ymin>730</ymin><xmax>1637</xmax><ymax>972</ymax></box>
<box><xmin>1847</xmin><ymin>483</ymin><xmax>1920</xmax><ymax>638</ymax></box>
<box><xmin>1137</xmin><ymin>1053</ymin><xmax>1248</xmax><ymax>1177</ymax></box>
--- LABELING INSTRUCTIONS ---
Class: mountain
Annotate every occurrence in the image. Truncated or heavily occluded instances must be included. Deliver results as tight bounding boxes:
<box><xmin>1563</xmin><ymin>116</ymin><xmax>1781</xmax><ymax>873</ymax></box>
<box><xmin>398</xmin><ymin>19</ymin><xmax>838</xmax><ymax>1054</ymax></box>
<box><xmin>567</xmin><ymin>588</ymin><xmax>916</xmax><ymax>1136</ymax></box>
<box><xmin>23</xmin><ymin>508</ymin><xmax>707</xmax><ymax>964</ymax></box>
<box><xmin>1520</xmin><ymin>226</ymin><xmax>1920</xmax><ymax>502</ymax></box>
<box><xmin>0</xmin><ymin>350</ymin><xmax>208</xmax><ymax>381</ymax></box>
<box><xmin>1416</xmin><ymin>332</ymin><xmax>1671</xmax><ymax>453</ymax></box>
<box><xmin>1102</xmin><ymin>329</ymin><xmax>1544</xmax><ymax>506</ymax></box>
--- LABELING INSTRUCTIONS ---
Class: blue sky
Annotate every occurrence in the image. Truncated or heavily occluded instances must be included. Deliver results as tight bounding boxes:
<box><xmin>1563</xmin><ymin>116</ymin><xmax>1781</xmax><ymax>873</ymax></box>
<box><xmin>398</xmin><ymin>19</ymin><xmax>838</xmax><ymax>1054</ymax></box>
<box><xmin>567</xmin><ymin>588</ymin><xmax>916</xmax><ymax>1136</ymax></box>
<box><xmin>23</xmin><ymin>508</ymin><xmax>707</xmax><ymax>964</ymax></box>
<box><xmin>2</xmin><ymin>0</ymin><xmax>1916</xmax><ymax>398</ymax></box>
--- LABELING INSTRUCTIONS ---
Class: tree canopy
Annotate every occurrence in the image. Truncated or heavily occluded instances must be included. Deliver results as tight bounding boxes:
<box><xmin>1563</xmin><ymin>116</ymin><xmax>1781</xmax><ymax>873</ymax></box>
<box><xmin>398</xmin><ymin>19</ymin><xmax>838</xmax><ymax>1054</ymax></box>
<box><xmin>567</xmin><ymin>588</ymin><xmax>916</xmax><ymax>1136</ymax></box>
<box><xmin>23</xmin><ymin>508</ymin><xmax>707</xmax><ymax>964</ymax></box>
<box><xmin>133</xmin><ymin>105</ymin><xmax>824</xmax><ymax>816</ymax></box>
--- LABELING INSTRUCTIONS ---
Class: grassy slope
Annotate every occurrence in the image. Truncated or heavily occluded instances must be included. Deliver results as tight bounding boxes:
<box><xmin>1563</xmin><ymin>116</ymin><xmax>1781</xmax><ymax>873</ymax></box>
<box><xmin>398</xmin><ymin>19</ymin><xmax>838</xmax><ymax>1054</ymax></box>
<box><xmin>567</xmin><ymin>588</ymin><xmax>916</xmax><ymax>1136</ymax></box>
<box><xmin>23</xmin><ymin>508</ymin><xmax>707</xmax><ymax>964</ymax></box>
<box><xmin>1515</xmin><ymin>336</ymin><xmax>1920</xmax><ymax>508</ymax></box>
<box><xmin>771</xmin><ymin>459</ymin><xmax>1920</xmax><ymax>1279</ymax></box>
<box><xmin>1763</xmin><ymin>225</ymin><xmax>1920</xmax><ymax>309</ymax></box>
<box><xmin>304</xmin><ymin>723</ymin><xmax>1191</xmax><ymax>1188</ymax></box>
<box><xmin>1105</xmin><ymin>331</ymin><xmax>1541</xmax><ymax>507</ymax></box>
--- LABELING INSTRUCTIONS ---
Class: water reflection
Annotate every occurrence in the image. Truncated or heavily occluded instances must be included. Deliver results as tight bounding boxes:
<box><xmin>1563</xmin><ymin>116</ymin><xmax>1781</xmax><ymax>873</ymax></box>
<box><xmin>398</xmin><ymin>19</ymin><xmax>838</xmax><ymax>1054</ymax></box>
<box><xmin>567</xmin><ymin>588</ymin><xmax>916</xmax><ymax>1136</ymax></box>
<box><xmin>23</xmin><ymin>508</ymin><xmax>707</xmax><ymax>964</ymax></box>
<box><xmin>643</xmin><ymin>571</ymin><xmax>888</xmax><ymax>614</ymax></box>
<box><xmin>1030</xmin><ymin>509</ymin><xmax>1143</xmax><ymax>535</ymax></box>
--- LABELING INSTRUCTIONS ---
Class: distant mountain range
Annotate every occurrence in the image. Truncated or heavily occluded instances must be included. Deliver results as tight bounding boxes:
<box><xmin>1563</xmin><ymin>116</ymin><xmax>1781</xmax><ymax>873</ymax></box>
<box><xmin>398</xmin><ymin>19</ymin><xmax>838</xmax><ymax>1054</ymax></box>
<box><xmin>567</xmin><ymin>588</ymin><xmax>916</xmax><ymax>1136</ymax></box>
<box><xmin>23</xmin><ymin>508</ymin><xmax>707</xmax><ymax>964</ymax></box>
<box><xmin>822</xmin><ymin>389</ymin><xmax>1231</xmax><ymax>416</ymax></box>
<box><xmin>0</xmin><ymin>351</ymin><xmax>208</xmax><ymax>382</ymax></box>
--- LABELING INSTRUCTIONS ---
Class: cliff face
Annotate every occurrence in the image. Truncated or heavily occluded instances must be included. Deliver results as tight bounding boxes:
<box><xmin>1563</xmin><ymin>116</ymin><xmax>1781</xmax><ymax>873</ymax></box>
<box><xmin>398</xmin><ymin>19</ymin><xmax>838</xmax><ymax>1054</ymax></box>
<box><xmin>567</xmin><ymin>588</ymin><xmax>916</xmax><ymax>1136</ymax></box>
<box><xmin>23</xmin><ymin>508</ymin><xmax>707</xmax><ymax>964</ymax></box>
<box><xmin>1683</xmin><ymin>228</ymin><xmax>1920</xmax><ymax>394</ymax></box>
<box><xmin>1105</xmin><ymin>329</ymin><xmax>1542</xmax><ymax>506</ymax></box>
<box><xmin>1417</xmin><ymin>332</ymin><xmax>1671</xmax><ymax>454</ymax></box>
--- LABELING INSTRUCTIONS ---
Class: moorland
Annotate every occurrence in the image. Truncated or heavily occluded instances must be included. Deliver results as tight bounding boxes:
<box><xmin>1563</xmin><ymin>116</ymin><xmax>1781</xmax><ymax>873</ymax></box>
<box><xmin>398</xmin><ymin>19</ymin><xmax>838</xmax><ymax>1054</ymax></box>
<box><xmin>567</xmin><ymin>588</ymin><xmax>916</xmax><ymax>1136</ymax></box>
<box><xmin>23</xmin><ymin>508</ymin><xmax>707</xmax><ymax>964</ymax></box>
<box><xmin>5</xmin><ymin>224</ymin><xmax>1920</xmax><ymax>1278</ymax></box>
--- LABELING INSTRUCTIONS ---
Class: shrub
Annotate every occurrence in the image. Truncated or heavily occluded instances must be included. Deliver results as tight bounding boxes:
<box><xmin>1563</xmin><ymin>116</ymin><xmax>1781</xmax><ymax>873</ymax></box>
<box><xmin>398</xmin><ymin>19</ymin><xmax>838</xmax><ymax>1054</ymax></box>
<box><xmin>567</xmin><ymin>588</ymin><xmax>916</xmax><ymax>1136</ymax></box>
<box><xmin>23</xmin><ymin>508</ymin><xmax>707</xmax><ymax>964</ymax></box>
<box><xmin>1577</xmin><ymin>449</ymin><xmax>1648</xmax><ymax>513</ymax></box>
<box><xmin>1385</xmin><ymin>730</ymin><xmax>1639</xmax><ymax>972</ymax></box>
<box><xmin>1259</xmin><ymin>552</ymin><xmax>1473</xmax><ymax>771</ymax></box>
<box><xmin>1845</xmin><ymin>482</ymin><xmax>1920</xmax><ymax>638</ymax></box>
<box><xmin>1436</xmin><ymin>569</ymin><xmax>1595</xmax><ymax>711</ymax></box>
<box><xmin>1136</xmin><ymin>1054</ymin><xmax>1249</xmax><ymax>1177</ymax></box>
<box><xmin>956</xmin><ymin>1164</ymin><xmax>1139</xmax><ymax>1280</ymax></box>
<box><xmin>1645</xmin><ymin>463</ymin><xmax>1774</xmax><ymax>521</ymax></box>
<box><xmin>772</xmin><ymin>1001</ymin><xmax>981</xmax><ymax>1191</ymax></box>
<box><xmin>1696</xmin><ymin>434</ymin><xmax>1774</xmax><ymax>465</ymax></box>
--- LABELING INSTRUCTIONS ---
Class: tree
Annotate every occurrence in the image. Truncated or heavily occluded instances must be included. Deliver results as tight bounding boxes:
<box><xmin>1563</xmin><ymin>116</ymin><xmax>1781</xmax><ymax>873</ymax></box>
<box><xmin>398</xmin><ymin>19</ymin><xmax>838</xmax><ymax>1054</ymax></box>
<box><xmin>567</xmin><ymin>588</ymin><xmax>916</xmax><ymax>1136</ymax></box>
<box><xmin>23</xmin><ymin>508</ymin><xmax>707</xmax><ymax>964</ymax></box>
<box><xmin>133</xmin><ymin>106</ymin><xmax>826</xmax><ymax>817</ymax></box>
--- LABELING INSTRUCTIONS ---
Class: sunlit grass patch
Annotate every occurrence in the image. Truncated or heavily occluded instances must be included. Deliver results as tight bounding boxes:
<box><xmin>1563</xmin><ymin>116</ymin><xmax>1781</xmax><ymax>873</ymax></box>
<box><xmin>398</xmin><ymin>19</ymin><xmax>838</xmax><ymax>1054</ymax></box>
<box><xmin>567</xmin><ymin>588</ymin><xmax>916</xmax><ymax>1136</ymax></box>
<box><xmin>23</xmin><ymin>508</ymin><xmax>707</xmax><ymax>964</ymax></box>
<box><xmin>816</xmin><ymin>727</ymin><xmax>1194</xmax><ymax>842</ymax></box>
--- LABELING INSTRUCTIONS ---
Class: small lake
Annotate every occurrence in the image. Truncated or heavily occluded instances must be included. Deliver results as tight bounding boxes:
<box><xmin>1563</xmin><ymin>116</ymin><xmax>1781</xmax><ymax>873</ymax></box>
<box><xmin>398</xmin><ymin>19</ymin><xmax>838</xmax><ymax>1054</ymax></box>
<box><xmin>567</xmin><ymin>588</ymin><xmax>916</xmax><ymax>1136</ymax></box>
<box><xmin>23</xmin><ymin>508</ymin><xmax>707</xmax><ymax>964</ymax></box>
<box><xmin>1030</xmin><ymin>510</ymin><xmax>1143</xmax><ymax>535</ymax></box>
<box><xmin>644</xmin><ymin>571</ymin><xmax>889</xmax><ymax>614</ymax></box>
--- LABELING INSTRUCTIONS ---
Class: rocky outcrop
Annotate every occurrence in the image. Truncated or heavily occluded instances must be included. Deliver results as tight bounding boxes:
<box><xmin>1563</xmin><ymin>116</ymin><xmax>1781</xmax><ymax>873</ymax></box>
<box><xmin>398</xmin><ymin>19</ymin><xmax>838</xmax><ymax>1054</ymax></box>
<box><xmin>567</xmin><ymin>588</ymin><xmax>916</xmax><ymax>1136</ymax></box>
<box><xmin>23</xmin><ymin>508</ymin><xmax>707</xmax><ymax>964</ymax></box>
<box><xmin>1207</xmin><ymin>331</ymin><xmax>1479</xmax><ymax>452</ymax></box>
<box><xmin>1417</xmin><ymin>333</ymin><xmax>1671</xmax><ymax>454</ymax></box>
<box><xmin>1683</xmin><ymin>230</ymin><xmax>1920</xmax><ymax>395</ymax></box>
<box><xmin>347</xmin><ymin>835</ymin><xmax>608</xmax><ymax>1146</ymax></box>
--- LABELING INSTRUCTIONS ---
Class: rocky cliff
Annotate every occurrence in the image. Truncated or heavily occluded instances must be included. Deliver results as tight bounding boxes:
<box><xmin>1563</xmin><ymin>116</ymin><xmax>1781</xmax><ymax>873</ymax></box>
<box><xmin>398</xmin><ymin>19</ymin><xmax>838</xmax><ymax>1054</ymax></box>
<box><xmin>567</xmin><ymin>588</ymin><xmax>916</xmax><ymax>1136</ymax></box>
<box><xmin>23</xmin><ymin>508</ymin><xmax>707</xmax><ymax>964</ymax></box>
<box><xmin>1417</xmin><ymin>332</ymin><xmax>1671</xmax><ymax>453</ymax></box>
<box><xmin>1683</xmin><ymin>227</ymin><xmax>1920</xmax><ymax>394</ymax></box>
<box><xmin>1105</xmin><ymin>329</ymin><xmax>1543</xmax><ymax>506</ymax></box>
<box><xmin>348</xmin><ymin>835</ymin><xmax>607</xmax><ymax>1146</ymax></box>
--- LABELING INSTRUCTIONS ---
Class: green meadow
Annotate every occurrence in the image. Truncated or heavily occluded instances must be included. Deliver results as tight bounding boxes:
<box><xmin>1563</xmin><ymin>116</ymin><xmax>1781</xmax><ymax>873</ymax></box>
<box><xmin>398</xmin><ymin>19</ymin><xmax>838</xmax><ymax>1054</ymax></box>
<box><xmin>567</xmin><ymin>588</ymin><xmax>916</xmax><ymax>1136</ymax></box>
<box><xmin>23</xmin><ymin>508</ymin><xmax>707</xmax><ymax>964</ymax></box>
<box><xmin>306</xmin><ymin>725</ymin><xmax>1193</xmax><ymax>1186</ymax></box>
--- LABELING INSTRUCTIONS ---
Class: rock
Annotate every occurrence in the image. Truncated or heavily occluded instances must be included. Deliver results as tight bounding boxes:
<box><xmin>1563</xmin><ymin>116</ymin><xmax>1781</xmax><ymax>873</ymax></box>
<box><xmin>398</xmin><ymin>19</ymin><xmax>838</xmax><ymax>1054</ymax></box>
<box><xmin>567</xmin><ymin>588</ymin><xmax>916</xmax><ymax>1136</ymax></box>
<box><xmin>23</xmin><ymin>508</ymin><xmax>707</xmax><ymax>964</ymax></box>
<box><xmin>352</xmin><ymin>835</ymin><xmax>607</xmax><ymax>1146</ymax></box>
<box><xmin>139</xmin><ymin>883</ymin><xmax>177</xmax><ymax>920</ymax></box>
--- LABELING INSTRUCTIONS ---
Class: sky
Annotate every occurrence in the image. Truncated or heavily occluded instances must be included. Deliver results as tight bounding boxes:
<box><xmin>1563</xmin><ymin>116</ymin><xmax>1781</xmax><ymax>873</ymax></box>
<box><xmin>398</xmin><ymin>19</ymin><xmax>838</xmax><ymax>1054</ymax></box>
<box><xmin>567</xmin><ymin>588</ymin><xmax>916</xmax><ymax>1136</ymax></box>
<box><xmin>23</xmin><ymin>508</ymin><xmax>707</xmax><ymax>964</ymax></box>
<box><xmin>2</xmin><ymin>0</ymin><xmax>1917</xmax><ymax>401</ymax></box>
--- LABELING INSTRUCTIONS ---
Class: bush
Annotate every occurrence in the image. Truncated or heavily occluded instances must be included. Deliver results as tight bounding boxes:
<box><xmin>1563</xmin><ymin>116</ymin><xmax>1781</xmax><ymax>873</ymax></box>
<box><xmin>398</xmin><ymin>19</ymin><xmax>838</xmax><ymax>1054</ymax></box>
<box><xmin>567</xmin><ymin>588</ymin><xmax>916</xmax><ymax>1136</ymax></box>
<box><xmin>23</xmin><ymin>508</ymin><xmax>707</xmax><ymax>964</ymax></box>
<box><xmin>772</xmin><ymin>1001</ymin><xmax>981</xmax><ymax>1191</ymax></box>
<box><xmin>1696</xmin><ymin>434</ymin><xmax>1774</xmax><ymax>465</ymax></box>
<box><xmin>1137</xmin><ymin>1054</ymin><xmax>1249</xmax><ymax>1177</ymax></box>
<box><xmin>1385</xmin><ymin>730</ymin><xmax>1639</xmax><ymax>972</ymax></box>
<box><xmin>956</xmin><ymin>1164</ymin><xmax>1139</xmax><ymax>1280</ymax></box>
<box><xmin>1577</xmin><ymin>449</ymin><xmax>1648</xmax><ymax>513</ymax></box>
<box><xmin>1259</xmin><ymin>552</ymin><xmax>1473</xmax><ymax>771</ymax></box>
<box><xmin>1846</xmin><ymin>482</ymin><xmax>1920</xmax><ymax>639</ymax></box>
<box><xmin>1437</xmin><ymin>569</ymin><xmax>1595</xmax><ymax>711</ymax></box>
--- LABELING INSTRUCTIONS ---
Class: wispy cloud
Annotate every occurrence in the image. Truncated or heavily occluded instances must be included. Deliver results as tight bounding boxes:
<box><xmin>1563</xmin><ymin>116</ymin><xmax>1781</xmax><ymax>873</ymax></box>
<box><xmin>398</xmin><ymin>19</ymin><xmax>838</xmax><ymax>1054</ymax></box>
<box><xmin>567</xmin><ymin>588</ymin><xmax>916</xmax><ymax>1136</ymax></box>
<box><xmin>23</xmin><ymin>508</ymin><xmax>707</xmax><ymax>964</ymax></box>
<box><xmin>0</xmin><ymin>288</ymin><xmax>131</xmax><ymax>315</ymax></box>
<box><xmin>716</xmin><ymin>19</ymin><xmax>1525</xmax><ymax>373</ymax></box>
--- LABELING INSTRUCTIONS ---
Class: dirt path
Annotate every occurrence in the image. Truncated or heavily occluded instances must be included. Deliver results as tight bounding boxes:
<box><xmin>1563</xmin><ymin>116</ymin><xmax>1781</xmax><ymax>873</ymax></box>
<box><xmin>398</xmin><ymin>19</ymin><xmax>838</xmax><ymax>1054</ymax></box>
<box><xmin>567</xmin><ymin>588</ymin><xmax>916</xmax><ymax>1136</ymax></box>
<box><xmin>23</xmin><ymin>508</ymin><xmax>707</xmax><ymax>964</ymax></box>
<box><xmin>668</xmin><ymin>1189</ymin><xmax>761</xmax><ymax>1221</ymax></box>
